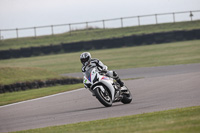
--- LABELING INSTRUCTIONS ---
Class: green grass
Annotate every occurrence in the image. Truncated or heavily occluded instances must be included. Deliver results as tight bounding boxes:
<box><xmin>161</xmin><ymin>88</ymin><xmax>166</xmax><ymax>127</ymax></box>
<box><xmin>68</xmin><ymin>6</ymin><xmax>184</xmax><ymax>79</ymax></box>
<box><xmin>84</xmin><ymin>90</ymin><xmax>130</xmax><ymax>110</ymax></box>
<box><xmin>11</xmin><ymin>106</ymin><xmax>200</xmax><ymax>133</ymax></box>
<box><xmin>0</xmin><ymin>39</ymin><xmax>199</xmax><ymax>103</ymax></box>
<box><xmin>0</xmin><ymin>20</ymin><xmax>200</xmax><ymax>50</ymax></box>
<box><xmin>1</xmin><ymin>39</ymin><xmax>200</xmax><ymax>74</ymax></box>
<box><xmin>0</xmin><ymin>67</ymin><xmax>62</xmax><ymax>85</ymax></box>
<box><xmin>0</xmin><ymin>83</ymin><xmax>83</xmax><ymax>106</ymax></box>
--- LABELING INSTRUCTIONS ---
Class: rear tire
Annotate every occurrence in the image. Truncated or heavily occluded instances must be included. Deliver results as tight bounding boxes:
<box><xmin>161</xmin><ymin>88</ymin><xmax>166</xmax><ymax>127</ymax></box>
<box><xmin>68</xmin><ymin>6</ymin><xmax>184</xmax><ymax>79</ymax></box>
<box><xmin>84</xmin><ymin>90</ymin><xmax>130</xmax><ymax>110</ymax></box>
<box><xmin>94</xmin><ymin>86</ymin><xmax>112</xmax><ymax>107</ymax></box>
<box><xmin>121</xmin><ymin>86</ymin><xmax>132</xmax><ymax>104</ymax></box>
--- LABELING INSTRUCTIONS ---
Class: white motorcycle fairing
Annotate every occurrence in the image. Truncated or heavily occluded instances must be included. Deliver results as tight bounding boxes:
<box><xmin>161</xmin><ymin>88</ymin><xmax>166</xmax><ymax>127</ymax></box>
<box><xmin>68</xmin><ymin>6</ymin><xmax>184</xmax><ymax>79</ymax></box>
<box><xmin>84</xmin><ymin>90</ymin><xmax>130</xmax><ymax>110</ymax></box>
<box><xmin>83</xmin><ymin>66</ymin><xmax>132</xmax><ymax>107</ymax></box>
<box><xmin>83</xmin><ymin>67</ymin><xmax>115</xmax><ymax>101</ymax></box>
<box><xmin>93</xmin><ymin>80</ymin><xmax>115</xmax><ymax>102</ymax></box>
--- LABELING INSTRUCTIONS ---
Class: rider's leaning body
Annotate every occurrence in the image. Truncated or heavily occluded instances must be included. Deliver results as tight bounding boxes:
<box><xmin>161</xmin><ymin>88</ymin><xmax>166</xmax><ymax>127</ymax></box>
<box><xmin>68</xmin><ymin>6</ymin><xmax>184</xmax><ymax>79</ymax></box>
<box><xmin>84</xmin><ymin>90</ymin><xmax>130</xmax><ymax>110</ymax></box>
<box><xmin>80</xmin><ymin>52</ymin><xmax>124</xmax><ymax>89</ymax></box>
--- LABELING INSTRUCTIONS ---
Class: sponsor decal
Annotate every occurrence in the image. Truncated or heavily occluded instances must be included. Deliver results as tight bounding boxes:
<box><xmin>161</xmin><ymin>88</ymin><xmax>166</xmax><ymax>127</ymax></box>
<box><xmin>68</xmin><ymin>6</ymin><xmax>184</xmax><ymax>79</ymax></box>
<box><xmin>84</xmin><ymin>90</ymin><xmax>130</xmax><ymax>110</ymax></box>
<box><xmin>101</xmin><ymin>76</ymin><xmax>109</xmax><ymax>80</ymax></box>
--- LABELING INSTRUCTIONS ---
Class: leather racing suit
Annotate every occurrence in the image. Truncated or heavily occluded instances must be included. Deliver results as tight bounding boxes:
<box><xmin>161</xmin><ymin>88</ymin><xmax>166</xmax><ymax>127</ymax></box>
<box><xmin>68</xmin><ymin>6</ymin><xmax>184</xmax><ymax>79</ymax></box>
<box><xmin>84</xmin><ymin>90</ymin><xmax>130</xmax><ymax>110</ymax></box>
<box><xmin>82</xmin><ymin>58</ymin><xmax>124</xmax><ymax>88</ymax></box>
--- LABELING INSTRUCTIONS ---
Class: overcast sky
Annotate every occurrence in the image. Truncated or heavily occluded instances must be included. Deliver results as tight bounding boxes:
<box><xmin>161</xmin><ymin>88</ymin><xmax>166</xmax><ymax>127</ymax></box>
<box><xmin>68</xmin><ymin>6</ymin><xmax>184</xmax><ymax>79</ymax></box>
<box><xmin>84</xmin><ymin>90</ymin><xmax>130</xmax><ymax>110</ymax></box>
<box><xmin>0</xmin><ymin>0</ymin><xmax>200</xmax><ymax>29</ymax></box>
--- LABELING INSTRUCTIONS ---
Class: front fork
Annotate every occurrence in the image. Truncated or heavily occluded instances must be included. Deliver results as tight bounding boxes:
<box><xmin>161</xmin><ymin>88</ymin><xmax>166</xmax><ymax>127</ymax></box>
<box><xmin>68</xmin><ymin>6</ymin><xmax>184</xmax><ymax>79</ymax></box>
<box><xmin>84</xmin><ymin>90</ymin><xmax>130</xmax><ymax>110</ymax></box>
<box><xmin>113</xmin><ymin>82</ymin><xmax>123</xmax><ymax>102</ymax></box>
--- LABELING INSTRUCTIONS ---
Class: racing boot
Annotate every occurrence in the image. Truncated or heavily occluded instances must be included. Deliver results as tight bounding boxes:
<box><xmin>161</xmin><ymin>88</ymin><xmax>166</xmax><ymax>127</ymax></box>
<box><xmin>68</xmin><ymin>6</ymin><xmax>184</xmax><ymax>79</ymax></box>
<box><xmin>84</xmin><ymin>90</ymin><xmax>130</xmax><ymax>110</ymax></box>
<box><xmin>113</xmin><ymin>71</ymin><xmax>124</xmax><ymax>87</ymax></box>
<box><xmin>116</xmin><ymin>77</ymin><xmax>124</xmax><ymax>87</ymax></box>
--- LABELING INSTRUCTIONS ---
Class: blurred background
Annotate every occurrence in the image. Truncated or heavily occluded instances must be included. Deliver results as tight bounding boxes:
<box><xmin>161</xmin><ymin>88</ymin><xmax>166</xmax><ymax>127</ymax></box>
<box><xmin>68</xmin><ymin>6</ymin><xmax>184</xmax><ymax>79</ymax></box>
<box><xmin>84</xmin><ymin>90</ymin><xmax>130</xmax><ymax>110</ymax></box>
<box><xmin>0</xmin><ymin>0</ymin><xmax>200</xmax><ymax>39</ymax></box>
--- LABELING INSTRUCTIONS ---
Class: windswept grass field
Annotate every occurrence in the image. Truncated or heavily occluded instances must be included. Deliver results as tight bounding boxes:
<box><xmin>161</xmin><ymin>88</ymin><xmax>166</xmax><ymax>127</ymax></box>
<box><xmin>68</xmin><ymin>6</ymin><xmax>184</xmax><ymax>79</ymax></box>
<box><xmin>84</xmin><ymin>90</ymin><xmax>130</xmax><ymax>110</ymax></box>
<box><xmin>11</xmin><ymin>106</ymin><xmax>200</xmax><ymax>133</ymax></box>
<box><xmin>0</xmin><ymin>39</ymin><xmax>200</xmax><ymax>74</ymax></box>
<box><xmin>0</xmin><ymin>20</ymin><xmax>200</xmax><ymax>50</ymax></box>
<box><xmin>0</xmin><ymin>67</ymin><xmax>61</xmax><ymax>85</ymax></box>
<box><xmin>0</xmin><ymin>39</ymin><xmax>199</xmax><ymax>105</ymax></box>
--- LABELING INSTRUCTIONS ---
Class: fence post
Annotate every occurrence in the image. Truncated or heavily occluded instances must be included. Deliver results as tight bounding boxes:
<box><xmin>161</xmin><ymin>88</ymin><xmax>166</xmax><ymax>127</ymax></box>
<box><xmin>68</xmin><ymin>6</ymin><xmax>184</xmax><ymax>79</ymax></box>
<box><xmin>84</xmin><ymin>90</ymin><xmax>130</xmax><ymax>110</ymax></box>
<box><xmin>121</xmin><ymin>18</ymin><xmax>123</xmax><ymax>28</ymax></box>
<box><xmin>102</xmin><ymin>20</ymin><xmax>105</xmax><ymax>29</ymax></box>
<box><xmin>138</xmin><ymin>16</ymin><xmax>140</xmax><ymax>26</ymax></box>
<box><xmin>173</xmin><ymin>13</ymin><xmax>176</xmax><ymax>23</ymax></box>
<box><xmin>190</xmin><ymin>11</ymin><xmax>193</xmax><ymax>21</ymax></box>
<box><xmin>34</xmin><ymin>27</ymin><xmax>37</xmax><ymax>38</ymax></box>
<box><xmin>155</xmin><ymin>14</ymin><xmax>158</xmax><ymax>24</ymax></box>
<box><xmin>69</xmin><ymin>24</ymin><xmax>71</xmax><ymax>35</ymax></box>
<box><xmin>51</xmin><ymin>25</ymin><xmax>54</xmax><ymax>35</ymax></box>
<box><xmin>16</xmin><ymin>28</ymin><xmax>19</xmax><ymax>38</ymax></box>
<box><xmin>86</xmin><ymin>22</ymin><xmax>88</xmax><ymax>29</ymax></box>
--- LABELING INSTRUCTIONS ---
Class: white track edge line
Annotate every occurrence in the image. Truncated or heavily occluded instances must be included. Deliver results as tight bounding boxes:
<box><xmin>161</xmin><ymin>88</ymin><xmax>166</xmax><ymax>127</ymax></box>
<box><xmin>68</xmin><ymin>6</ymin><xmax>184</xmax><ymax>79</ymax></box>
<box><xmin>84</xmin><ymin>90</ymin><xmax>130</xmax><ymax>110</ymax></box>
<box><xmin>0</xmin><ymin>88</ymin><xmax>84</xmax><ymax>108</ymax></box>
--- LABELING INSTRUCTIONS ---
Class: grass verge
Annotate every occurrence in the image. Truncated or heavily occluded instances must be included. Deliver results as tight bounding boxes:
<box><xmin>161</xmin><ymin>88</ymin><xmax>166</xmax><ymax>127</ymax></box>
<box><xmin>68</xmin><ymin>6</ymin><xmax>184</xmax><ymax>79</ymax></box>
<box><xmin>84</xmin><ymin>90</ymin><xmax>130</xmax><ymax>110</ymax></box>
<box><xmin>0</xmin><ymin>83</ymin><xmax>83</xmax><ymax>106</ymax></box>
<box><xmin>11</xmin><ymin>106</ymin><xmax>200</xmax><ymax>133</ymax></box>
<box><xmin>1</xmin><ymin>39</ymin><xmax>200</xmax><ymax>74</ymax></box>
<box><xmin>0</xmin><ymin>20</ymin><xmax>200</xmax><ymax>50</ymax></box>
<box><xmin>0</xmin><ymin>67</ymin><xmax>62</xmax><ymax>85</ymax></box>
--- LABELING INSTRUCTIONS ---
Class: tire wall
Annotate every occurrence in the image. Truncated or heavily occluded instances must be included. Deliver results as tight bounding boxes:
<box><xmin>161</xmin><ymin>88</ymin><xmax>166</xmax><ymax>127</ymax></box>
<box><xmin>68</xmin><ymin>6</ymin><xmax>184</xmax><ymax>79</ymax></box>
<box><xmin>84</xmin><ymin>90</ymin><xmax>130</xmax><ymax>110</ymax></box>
<box><xmin>0</xmin><ymin>29</ymin><xmax>200</xmax><ymax>60</ymax></box>
<box><xmin>0</xmin><ymin>78</ymin><xmax>82</xmax><ymax>94</ymax></box>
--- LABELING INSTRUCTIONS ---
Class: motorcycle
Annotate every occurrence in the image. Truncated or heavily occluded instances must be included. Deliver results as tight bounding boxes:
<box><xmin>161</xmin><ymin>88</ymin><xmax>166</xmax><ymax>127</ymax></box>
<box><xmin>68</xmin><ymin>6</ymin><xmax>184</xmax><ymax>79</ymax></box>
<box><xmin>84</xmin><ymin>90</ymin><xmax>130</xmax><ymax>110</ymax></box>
<box><xmin>83</xmin><ymin>66</ymin><xmax>132</xmax><ymax>107</ymax></box>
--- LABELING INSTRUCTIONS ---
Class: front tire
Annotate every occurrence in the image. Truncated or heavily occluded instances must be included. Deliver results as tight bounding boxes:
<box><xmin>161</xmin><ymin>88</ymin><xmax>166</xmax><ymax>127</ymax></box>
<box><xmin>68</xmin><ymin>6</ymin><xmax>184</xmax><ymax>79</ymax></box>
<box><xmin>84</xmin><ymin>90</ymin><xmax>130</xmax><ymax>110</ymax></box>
<box><xmin>121</xmin><ymin>86</ymin><xmax>132</xmax><ymax>104</ymax></box>
<box><xmin>94</xmin><ymin>86</ymin><xmax>112</xmax><ymax>107</ymax></box>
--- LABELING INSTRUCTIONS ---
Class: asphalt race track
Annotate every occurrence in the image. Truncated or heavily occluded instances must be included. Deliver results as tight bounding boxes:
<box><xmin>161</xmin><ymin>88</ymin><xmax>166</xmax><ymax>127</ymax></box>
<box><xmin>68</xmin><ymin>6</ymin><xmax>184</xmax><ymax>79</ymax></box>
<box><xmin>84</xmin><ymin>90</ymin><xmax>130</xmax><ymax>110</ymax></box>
<box><xmin>0</xmin><ymin>64</ymin><xmax>200</xmax><ymax>132</ymax></box>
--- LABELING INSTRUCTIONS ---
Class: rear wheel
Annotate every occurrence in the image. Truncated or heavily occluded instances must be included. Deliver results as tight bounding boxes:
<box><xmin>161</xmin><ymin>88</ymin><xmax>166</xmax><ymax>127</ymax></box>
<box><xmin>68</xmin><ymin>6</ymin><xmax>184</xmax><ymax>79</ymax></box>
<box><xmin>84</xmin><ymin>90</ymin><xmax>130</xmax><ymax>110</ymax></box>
<box><xmin>121</xmin><ymin>86</ymin><xmax>132</xmax><ymax>104</ymax></box>
<box><xmin>94</xmin><ymin>86</ymin><xmax>112</xmax><ymax>107</ymax></box>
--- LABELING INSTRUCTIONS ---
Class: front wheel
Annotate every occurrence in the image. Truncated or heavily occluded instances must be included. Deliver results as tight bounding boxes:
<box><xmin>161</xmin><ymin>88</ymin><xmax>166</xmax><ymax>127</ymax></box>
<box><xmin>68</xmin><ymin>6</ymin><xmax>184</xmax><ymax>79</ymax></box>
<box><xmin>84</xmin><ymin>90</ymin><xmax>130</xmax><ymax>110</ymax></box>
<box><xmin>94</xmin><ymin>86</ymin><xmax>112</xmax><ymax>107</ymax></box>
<box><xmin>121</xmin><ymin>86</ymin><xmax>132</xmax><ymax>104</ymax></box>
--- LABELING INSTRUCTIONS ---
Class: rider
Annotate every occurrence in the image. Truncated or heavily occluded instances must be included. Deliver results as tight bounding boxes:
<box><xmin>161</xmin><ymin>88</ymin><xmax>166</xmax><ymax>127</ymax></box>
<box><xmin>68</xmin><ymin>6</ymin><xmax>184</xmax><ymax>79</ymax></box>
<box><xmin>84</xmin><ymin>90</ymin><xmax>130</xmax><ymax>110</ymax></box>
<box><xmin>80</xmin><ymin>52</ymin><xmax>124</xmax><ymax>89</ymax></box>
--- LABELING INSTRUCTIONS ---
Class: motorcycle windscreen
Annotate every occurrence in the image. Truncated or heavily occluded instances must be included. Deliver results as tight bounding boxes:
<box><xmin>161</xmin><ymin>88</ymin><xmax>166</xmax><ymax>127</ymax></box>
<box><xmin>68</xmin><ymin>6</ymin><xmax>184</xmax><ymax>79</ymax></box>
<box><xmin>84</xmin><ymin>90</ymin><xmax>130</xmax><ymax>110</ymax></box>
<box><xmin>85</xmin><ymin>68</ymin><xmax>93</xmax><ymax>82</ymax></box>
<box><xmin>84</xmin><ymin>67</ymin><xmax>99</xmax><ymax>83</ymax></box>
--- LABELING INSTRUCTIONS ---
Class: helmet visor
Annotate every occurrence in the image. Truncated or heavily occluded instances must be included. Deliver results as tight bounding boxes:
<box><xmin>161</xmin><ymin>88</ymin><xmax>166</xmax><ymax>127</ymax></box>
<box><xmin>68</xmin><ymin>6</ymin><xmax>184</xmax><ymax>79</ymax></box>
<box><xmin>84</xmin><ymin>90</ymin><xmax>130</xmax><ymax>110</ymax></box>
<box><xmin>81</xmin><ymin>56</ymin><xmax>89</xmax><ymax>65</ymax></box>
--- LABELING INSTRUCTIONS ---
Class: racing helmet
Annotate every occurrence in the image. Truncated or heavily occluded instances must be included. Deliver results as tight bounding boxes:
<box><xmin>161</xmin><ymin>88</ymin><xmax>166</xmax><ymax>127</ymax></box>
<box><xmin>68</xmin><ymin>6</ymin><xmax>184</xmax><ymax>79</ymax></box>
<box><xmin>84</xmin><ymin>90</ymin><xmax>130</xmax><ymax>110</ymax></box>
<box><xmin>80</xmin><ymin>52</ymin><xmax>91</xmax><ymax>66</ymax></box>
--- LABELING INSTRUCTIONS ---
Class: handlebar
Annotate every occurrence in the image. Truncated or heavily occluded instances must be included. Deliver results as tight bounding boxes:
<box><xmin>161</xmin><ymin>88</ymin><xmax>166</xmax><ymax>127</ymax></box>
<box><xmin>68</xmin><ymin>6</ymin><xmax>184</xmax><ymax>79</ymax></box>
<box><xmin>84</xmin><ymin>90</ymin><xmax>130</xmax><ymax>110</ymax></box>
<box><xmin>99</xmin><ymin>70</ymin><xmax>108</xmax><ymax>75</ymax></box>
